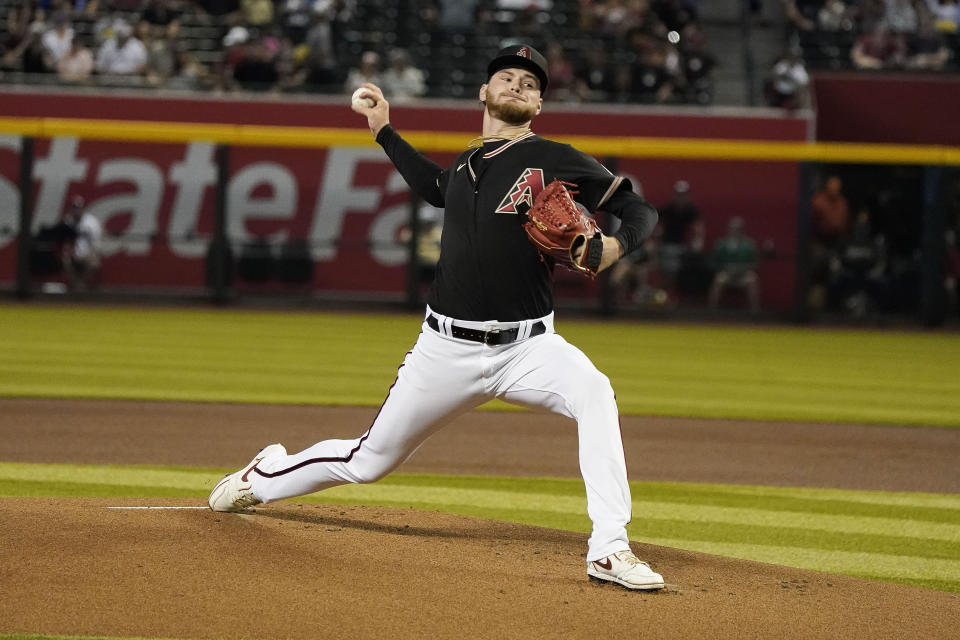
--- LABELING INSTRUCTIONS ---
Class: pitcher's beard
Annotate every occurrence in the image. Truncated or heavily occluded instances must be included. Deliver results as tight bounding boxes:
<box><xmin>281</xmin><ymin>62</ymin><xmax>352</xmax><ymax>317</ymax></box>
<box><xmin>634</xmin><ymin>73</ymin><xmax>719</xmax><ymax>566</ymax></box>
<box><xmin>485</xmin><ymin>90</ymin><xmax>537</xmax><ymax>125</ymax></box>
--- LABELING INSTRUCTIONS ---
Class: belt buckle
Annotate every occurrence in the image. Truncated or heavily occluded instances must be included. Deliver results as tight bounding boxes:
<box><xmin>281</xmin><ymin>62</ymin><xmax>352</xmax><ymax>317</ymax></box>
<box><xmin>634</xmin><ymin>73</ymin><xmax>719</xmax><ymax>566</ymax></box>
<box><xmin>482</xmin><ymin>328</ymin><xmax>501</xmax><ymax>345</ymax></box>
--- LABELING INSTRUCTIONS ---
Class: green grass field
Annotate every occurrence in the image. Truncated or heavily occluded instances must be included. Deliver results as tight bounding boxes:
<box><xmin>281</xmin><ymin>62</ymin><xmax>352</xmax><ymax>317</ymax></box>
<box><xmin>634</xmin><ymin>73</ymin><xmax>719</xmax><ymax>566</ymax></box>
<box><xmin>1</xmin><ymin>304</ymin><xmax>958</xmax><ymax>605</ymax></box>
<box><xmin>1</xmin><ymin>305</ymin><xmax>958</xmax><ymax>426</ymax></box>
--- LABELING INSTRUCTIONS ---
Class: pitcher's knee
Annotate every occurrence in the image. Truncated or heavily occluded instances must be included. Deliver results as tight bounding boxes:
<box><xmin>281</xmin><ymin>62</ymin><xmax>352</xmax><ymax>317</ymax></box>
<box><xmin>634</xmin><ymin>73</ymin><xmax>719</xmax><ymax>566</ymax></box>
<box><xmin>346</xmin><ymin>454</ymin><xmax>401</xmax><ymax>485</ymax></box>
<box><xmin>568</xmin><ymin>369</ymin><xmax>616</xmax><ymax>411</ymax></box>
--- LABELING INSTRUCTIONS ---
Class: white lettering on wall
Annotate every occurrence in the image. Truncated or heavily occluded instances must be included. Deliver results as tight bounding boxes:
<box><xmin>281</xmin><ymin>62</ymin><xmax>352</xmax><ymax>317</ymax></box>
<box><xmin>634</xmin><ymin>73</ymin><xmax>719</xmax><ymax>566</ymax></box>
<box><xmin>32</xmin><ymin>137</ymin><xmax>88</xmax><ymax>230</ymax></box>
<box><xmin>227</xmin><ymin>162</ymin><xmax>297</xmax><ymax>242</ymax></box>
<box><xmin>369</xmin><ymin>170</ymin><xmax>416</xmax><ymax>266</ymax></box>
<box><xmin>308</xmin><ymin>147</ymin><xmax>384</xmax><ymax>261</ymax></box>
<box><xmin>168</xmin><ymin>142</ymin><xmax>217</xmax><ymax>258</ymax></box>
<box><xmin>88</xmin><ymin>159</ymin><xmax>163</xmax><ymax>256</ymax></box>
<box><xmin>0</xmin><ymin>136</ymin><xmax>21</xmax><ymax>251</ymax></box>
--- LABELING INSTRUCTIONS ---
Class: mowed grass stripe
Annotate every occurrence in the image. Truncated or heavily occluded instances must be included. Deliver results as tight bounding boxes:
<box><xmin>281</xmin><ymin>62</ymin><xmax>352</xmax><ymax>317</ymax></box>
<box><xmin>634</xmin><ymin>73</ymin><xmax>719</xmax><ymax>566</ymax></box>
<box><xmin>2</xmin><ymin>306</ymin><xmax>959</xmax><ymax>426</ymax></box>
<box><xmin>3</xmin><ymin>463</ymin><xmax>959</xmax><ymax>592</ymax></box>
<box><xmin>4</xmin><ymin>463</ymin><xmax>960</xmax><ymax>524</ymax></box>
<box><xmin>382</xmin><ymin>473</ymin><xmax>960</xmax><ymax>516</ymax></box>
<box><xmin>640</xmin><ymin>538</ymin><xmax>960</xmax><ymax>592</ymax></box>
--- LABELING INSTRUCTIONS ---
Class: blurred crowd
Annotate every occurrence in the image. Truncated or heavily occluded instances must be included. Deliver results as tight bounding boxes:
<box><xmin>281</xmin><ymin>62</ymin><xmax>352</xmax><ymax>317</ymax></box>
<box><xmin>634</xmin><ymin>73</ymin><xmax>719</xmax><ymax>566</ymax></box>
<box><xmin>763</xmin><ymin>0</ymin><xmax>960</xmax><ymax>108</ymax></box>
<box><xmin>0</xmin><ymin>0</ymin><xmax>717</xmax><ymax>105</ymax></box>
<box><xmin>808</xmin><ymin>168</ymin><xmax>960</xmax><ymax>321</ymax></box>
<box><xmin>1</xmin><ymin>1</ymin><xmax>957</xmax><ymax>108</ymax></box>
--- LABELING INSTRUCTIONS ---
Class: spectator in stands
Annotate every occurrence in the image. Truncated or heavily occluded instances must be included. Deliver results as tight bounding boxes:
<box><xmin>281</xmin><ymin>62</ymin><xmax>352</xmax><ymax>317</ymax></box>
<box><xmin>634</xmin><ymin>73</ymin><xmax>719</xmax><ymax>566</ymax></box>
<box><xmin>95</xmin><ymin>18</ymin><xmax>147</xmax><ymax>75</ymax></box>
<box><xmin>61</xmin><ymin>196</ymin><xmax>104</xmax><ymax>292</ymax></box>
<box><xmin>344</xmin><ymin>50</ymin><xmax>382</xmax><ymax>95</ymax></box>
<box><xmin>573</xmin><ymin>43</ymin><xmax>615</xmax><ymax>101</ymax></box>
<box><xmin>509</xmin><ymin>5</ymin><xmax>552</xmax><ymax>44</ymax></box>
<box><xmin>241</xmin><ymin>0</ymin><xmax>275</xmax><ymax>27</ymax></box>
<box><xmin>763</xmin><ymin>48</ymin><xmax>810</xmax><ymax>110</ymax></box>
<box><xmin>438</xmin><ymin>0</ymin><xmax>478</xmax><ymax>30</ymax></box>
<box><xmin>3</xmin><ymin>1</ymin><xmax>37</xmax><ymax>57</ymax></box>
<box><xmin>194</xmin><ymin>0</ymin><xmax>240</xmax><ymax>23</ymax></box>
<box><xmin>1</xmin><ymin>3</ymin><xmax>44</xmax><ymax>71</ymax></box>
<box><xmin>925</xmin><ymin>0</ymin><xmax>960</xmax><ymax>31</ymax></box>
<box><xmin>707</xmin><ymin>216</ymin><xmax>760</xmax><ymax>314</ymax></box>
<box><xmin>145</xmin><ymin>22</ymin><xmax>183</xmax><ymax>86</ymax></box>
<box><xmin>41</xmin><ymin>11</ymin><xmax>73</xmax><ymax>68</ymax></box>
<box><xmin>882</xmin><ymin>0</ymin><xmax>921</xmax><ymax>33</ymax></box>
<box><xmin>829</xmin><ymin>207</ymin><xmax>888</xmax><ymax>317</ymax></box>
<box><xmin>57</xmin><ymin>34</ymin><xmax>94</xmax><ymax>81</ymax></box>
<box><xmin>678</xmin><ymin>20</ymin><xmax>716</xmax><ymax>105</ymax></box>
<box><xmin>907</xmin><ymin>11</ymin><xmax>950</xmax><ymax>69</ymax></box>
<box><xmin>302</xmin><ymin>6</ymin><xmax>343</xmax><ymax>93</ymax></box>
<box><xmin>140</xmin><ymin>0</ymin><xmax>185</xmax><ymax>29</ymax></box>
<box><xmin>945</xmin><ymin>228</ymin><xmax>960</xmax><ymax>317</ymax></box>
<box><xmin>63</xmin><ymin>0</ymin><xmax>100</xmax><ymax>16</ymax></box>
<box><xmin>279</xmin><ymin>0</ymin><xmax>313</xmax><ymax>44</ymax></box>
<box><xmin>168</xmin><ymin>50</ymin><xmax>212</xmax><ymax>90</ymax></box>
<box><xmin>610</xmin><ymin>228</ymin><xmax>664</xmax><ymax>307</ymax></box>
<box><xmin>781</xmin><ymin>0</ymin><xmax>825</xmax><ymax>31</ymax></box>
<box><xmin>543</xmin><ymin>41</ymin><xmax>578</xmax><ymax>101</ymax></box>
<box><xmin>381</xmin><ymin>48</ymin><xmax>426</xmax><ymax>102</ymax></box>
<box><xmin>218</xmin><ymin>24</ymin><xmax>248</xmax><ymax>88</ymax></box>
<box><xmin>651</xmin><ymin>0</ymin><xmax>699</xmax><ymax>32</ymax></box>
<box><xmin>808</xmin><ymin>174</ymin><xmax>850</xmax><ymax>309</ymax></box>
<box><xmin>20</xmin><ymin>23</ymin><xmax>52</xmax><ymax>74</ymax></box>
<box><xmin>817</xmin><ymin>0</ymin><xmax>858</xmax><ymax>30</ymax></box>
<box><xmin>230</xmin><ymin>36</ymin><xmax>280</xmax><ymax>91</ymax></box>
<box><xmin>298</xmin><ymin>8</ymin><xmax>339</xmax><ymax>91</ymax></box>
<box><xmin>591</xmin><ymin>0</ymin><xmax>652</xmax><ymax>38</ymax></box>
<box><xmin>608</xmin><ymin>59</ymin><xmax>637</xmax><ymax>103</ymax></box>
<box><xmin>851</xmin><ymin>20</ymin><xmax>907</xmax><ymax>68</ymax></box>
<box><xmin>812</xmin><ymin>175</ymin><xmax>851</xmax><ymax>251</ymax></box>
<box><xmin>657</xmin><ymin>180</ymin><xmax>705</xmax><ymax>292</ymax></box>
<box><xmin>633</xmin><ymin>40</ymin><xmax>681</xmax><ymax>104</ymax></box>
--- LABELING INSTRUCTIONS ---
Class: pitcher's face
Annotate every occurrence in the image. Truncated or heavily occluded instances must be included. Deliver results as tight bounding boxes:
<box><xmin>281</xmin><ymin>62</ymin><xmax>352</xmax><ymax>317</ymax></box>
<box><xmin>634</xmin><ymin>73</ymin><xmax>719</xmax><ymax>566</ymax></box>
<box><xmin>481</xmin><ymin>68</ymin><xmax>542</xmax><ymax>125</ymax></box>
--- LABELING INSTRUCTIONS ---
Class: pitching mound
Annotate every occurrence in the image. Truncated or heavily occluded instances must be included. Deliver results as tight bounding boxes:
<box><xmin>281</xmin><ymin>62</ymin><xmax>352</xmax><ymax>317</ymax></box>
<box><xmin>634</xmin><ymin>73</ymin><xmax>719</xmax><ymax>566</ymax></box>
<box><xmin>2</xmin><ymin>498</ymin><xmax>956</xmax><ymax>640</ymax></box>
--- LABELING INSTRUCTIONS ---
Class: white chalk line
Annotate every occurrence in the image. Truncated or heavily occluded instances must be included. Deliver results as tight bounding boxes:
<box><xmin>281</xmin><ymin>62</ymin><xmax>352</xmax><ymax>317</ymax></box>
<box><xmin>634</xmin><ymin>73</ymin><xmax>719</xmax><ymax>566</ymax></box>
<box><xmin>107</xmin><ymin>506</ymin><xmax>208</xmax><ymax>510</ymax></box>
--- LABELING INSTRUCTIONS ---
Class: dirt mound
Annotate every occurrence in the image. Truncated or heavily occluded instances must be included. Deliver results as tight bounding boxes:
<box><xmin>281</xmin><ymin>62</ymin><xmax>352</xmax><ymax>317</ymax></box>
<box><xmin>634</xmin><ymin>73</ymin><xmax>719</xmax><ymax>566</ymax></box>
<box><xmin>2</xmin><ymin>498</ymin><xmax>956</xmax><ymax>640</ymax></box>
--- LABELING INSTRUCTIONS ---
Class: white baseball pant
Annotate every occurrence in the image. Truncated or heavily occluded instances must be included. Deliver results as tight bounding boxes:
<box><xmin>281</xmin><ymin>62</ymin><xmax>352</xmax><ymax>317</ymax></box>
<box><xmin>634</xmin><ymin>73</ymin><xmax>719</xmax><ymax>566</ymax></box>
<box><xmin>251</xmin><ymin>306</ymin><xmax>633</xmax><ymax>561</ymax></box>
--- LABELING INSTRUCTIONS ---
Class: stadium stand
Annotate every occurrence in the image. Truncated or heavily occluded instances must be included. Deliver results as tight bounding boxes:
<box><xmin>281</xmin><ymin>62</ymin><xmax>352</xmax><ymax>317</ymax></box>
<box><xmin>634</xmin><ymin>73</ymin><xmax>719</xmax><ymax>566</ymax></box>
<box><xmin>0</xmin><ymin>0</ymin><xmax>719</xmax><ymax>105</ymax></box>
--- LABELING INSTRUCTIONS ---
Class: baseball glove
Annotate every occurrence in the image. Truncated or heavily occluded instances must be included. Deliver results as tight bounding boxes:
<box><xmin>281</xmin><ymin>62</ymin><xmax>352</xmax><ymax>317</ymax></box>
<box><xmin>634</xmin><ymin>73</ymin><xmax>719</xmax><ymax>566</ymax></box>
<box><xmin>524</xmin><ymin>179</ymin><xmax>604</xmax><ymax>277</ymax></box>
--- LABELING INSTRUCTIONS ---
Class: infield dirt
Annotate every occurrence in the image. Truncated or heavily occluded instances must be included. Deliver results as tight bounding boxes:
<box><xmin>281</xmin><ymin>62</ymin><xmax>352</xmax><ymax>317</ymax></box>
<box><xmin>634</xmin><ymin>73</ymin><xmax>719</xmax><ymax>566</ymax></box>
<box><xmin>2</xmin><ymin>398</ymin><xmax>959</xmax><ymax>640</ymax></box>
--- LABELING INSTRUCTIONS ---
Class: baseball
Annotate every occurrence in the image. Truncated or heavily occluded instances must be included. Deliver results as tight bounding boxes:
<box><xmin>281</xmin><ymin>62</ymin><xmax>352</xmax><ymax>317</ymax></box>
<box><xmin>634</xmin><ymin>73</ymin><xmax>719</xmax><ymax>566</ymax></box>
<box><xmin>351</xmin><ymin>88</ymin><xmax>375</xmax><ymax>109</ymax></box>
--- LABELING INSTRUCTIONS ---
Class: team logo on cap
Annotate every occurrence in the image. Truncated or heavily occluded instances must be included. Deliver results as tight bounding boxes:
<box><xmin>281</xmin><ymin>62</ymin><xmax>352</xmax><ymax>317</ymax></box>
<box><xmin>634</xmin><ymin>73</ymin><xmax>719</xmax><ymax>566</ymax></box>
<box><xmin>516</xmin><ymin>46</ymin><xmax>530</xmax><ymax>59</ymax></box>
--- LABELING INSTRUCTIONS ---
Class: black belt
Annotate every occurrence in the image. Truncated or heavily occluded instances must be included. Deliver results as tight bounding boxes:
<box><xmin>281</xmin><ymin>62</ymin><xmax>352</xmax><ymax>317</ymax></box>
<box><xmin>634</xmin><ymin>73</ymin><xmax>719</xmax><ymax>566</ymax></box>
<box><xmin>426</xmin><ymin>314</ymin><xmax>545</xmax><ymax>345</ymax></box>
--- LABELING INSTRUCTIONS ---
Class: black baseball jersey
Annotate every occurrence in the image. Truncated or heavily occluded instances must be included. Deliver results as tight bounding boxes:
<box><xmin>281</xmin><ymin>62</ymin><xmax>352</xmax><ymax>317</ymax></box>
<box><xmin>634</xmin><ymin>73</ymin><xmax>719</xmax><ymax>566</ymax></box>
<box><xmin>377</xmin><ymin>125</ymin><xmax>658</xmax><ymax>321</ymax></box>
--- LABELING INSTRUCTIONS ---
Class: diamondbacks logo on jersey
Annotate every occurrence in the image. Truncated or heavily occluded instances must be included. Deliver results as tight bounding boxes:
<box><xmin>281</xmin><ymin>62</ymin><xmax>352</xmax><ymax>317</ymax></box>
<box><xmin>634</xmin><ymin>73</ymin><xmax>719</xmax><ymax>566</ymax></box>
<box><xmin>495</xmin><ymin>168</ymin><xmax>545</xmax><ymax>214</ymax></box>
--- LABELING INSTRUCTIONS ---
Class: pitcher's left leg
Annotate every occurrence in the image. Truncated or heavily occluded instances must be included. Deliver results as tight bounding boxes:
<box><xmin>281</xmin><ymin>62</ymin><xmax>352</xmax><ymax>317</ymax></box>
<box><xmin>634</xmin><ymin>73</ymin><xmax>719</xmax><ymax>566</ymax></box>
<box><xmin>495</xmin><ymin>334</ymin><xmax>632</xmax><ymax>562</ymax></box>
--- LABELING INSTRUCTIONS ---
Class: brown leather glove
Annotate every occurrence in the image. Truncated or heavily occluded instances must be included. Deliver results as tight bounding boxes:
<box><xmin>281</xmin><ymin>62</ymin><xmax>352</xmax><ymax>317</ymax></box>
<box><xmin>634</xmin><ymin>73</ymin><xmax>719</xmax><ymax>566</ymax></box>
<box><xmin>523</xmin><ymin>179</ymin><xmax>604</xmax><ymax>277</ymax></box>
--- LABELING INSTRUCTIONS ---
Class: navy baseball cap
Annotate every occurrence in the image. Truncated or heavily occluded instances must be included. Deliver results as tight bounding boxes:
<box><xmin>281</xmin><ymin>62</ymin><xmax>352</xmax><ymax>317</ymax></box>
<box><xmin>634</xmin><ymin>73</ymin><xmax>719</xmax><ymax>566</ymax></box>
<box><xmin>487</xmin><ymin>44</ymin><xmax>549</xmax><ymax>94</ymax></box>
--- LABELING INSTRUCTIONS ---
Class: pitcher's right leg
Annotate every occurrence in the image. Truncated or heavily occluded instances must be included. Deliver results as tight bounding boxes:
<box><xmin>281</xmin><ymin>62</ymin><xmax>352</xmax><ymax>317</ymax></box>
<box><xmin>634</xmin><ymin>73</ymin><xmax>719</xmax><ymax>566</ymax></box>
<box><xmin>249</xmin><ymin>328</ymin><xmax>487</xmax><ymax>504</ymax></box>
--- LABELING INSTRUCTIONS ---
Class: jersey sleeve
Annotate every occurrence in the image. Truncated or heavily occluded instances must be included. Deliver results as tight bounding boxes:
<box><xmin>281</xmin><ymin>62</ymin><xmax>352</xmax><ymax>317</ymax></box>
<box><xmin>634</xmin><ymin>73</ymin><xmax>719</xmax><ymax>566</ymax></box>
<box><xmin>554</xmin><ymin>144</ymin><xmax>658</xmax><ymax>255</ymax></box>
<box><xmin>553</xmin><ymin>144</ymin><xmax>624</xmax><ymax>212</ymax></box>
<box><xmin>376</xmin><ymin>125</ymin><xmax>446</xmax><ymax>207</ymax></box>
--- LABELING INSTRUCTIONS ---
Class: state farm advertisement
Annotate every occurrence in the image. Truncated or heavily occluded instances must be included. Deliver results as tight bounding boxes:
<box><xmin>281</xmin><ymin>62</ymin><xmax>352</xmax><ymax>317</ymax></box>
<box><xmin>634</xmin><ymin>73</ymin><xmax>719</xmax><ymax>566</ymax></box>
<box><xmin>0</xmin><ymin>135</ymin><xmax>799</xmax><ymax>307</ymax></box>
<box><xmin>0</xmin><ymin>136</ymin><xmax>458</xmax><ymax>294</ymax></box>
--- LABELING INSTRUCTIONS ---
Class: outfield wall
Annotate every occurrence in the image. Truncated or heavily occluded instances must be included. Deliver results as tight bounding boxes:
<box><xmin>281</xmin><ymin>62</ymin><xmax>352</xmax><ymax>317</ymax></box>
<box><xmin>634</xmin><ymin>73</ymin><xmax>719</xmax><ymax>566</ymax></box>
<box><xmin>0</xmin><ymin>90</ymin><xmax>811</xmax><ymax>309</ymax></box>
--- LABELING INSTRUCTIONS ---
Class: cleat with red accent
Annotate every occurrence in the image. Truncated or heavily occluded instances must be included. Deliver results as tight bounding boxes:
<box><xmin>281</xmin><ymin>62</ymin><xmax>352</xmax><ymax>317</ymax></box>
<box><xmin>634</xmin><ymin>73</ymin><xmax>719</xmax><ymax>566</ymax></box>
<box><xmin>208</xmin><ymin>444</ymin><xmax>287</xmax><ymax>512</ymax></box>
<box><xmin>587</xmin><ymin>550</ymin><xmax>664</xmax><ymax>590</ymax></box>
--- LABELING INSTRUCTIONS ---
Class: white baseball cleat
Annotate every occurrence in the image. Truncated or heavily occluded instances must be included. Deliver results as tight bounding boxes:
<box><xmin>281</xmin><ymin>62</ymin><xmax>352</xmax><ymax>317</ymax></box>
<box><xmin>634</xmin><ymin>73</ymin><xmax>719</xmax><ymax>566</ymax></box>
<box><xmin>208</xmin><ymin>444</ymin><xmax>287</xmax><ymax>512</ymax></box>
<box><xmin>587</xmin><ymin>550</ymin><xmax>665</xmax><ymax>590</ymax></box>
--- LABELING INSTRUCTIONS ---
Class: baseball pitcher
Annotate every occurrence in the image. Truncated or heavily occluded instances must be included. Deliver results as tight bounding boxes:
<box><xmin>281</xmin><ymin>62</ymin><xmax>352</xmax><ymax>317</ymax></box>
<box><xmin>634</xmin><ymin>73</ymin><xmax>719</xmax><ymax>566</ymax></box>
<box><xmin>210</xmin><ymin>44</ymin><xmax>664</xmax><ymax>591</ymax></box>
